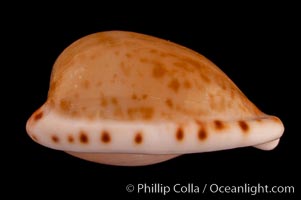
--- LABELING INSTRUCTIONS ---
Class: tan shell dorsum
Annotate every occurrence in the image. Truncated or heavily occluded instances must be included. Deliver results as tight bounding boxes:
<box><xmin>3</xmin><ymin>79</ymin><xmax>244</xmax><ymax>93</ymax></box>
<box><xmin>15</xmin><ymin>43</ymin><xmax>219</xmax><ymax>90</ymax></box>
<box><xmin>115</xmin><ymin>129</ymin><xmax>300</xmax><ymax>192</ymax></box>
<box><xmin>26</xmin><ymin>31</ymin><xmax>284</xmax><ymax>166</ymax></box>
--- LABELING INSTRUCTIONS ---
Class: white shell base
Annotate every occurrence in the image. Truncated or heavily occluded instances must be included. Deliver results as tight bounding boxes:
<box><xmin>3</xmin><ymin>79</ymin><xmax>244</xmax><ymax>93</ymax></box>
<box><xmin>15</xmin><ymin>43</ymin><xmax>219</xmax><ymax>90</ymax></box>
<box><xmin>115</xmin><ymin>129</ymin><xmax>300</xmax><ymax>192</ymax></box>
<box><xmin>66</xmin><ymin>152</ymin><xmax>180</xmax><ymax>166</ymax></box>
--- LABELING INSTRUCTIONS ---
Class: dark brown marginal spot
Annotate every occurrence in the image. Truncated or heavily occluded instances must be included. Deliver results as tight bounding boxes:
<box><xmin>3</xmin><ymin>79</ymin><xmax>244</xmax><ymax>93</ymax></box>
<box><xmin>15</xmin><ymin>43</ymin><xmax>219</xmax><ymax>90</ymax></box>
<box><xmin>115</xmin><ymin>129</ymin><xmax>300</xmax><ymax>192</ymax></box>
<box><xmin>238</xmin><ymin>121</ymin><xmax>249</xmax><ymax>133</ymax></box>
<box><xmin>51</xmin><ymin>135</ymin><xmax>59</xmax><ymax>143</ymax></box>
<box><xmin>34</xmin><ymin>111</ymin><xmax>43</xmax><ymax>121</ymax></box>
<box><xmin>195</xmin><ymin>120</ymin><xmax>208</xmax><ymax>141</ymax></box>
<box><xmin>176</xmin><ymin>128</ymin><xmax>184</xmax><ymax>141</ymax></box>
<box><xmin>79</xmin><ymin>131</ymin><xmax>88</xmax><ymax>144</ymax></box>
<box><xmin>134</xmin><ymin>132</ymin><xmax>143</xmax><ymax>144</ymax></box>
<box><xmin>101</xmin><ymin>131</ymin><xmax>111</xmax><ymax>143</ymax></box>
<box><xmin>214</xmin><ymin>120</ymin><xmax>224</xmax><ymax>130</ymax></box>
<box><xmin>198</xmin><ymin>128</ymin><xmax>207</xmax><ymax>141</ymax></box>
<box><xmin>68</xmin><ymin>135</ymin><xmax>74</xmax><ymax>143</ymax></box>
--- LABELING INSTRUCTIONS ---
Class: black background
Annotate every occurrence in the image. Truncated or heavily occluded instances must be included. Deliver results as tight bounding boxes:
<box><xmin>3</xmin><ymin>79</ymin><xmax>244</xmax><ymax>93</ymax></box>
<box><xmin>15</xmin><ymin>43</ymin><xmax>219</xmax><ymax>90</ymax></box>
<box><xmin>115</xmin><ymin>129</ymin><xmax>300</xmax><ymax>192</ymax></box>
<box><xmin>4</xmin><ymin>3</ymin><xmax>299</xmax><ymax>199</ymax></box>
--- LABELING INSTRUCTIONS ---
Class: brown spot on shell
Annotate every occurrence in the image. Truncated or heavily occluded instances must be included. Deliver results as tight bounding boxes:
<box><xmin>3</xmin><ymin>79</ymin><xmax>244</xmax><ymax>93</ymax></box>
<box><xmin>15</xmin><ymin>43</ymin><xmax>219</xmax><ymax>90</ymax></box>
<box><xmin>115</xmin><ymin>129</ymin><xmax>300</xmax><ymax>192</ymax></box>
<box><xmin>195</xmin><ymin>120</ymin><xmax>207</xmax><ymax>140</ymax></box>
<box><xmin>140</xmin><ymin>107</ymin><xmax>154</xmax><ymax>119</ymax></box>
<box><xmin>214</xmin><ymin>120</ymin><xmax>224</xmax><ymax>130</ymax></box>
<box><xmin>132</xmin><ymin>94</ymin><xmax>148</xmax><ymax>101</ymax></box>
<box><xmin>165</xmin><ymin>98</ymin><xmax>173</xmax><ymax>108</ymax></box>
<box><xmin>185</xmin><ymin>58</ymin><xmax>202</xmax><ymax>68</ymax></box>
<box><xmin>198</xmin><ymin>128</ymin><xmax>207</xmax><ymax>141</ymax></box>
<box><xmin>60</xmin><ymin>99</ymin><xmax>71</xmax><ymax>112</ymax></box>
<box><xmin>168</xmin><ymin>78</ymin><xmax>180</xmax><ymax>92</ymax></box>
<box><xmin>51</xmin><ymin>135</ymin><xmax>59</xmax><ymax>143</ymax></box>
<box><xmin>183</xmin><ymin>80</ymin><xmax>192</xmax><ymax>89</ymax></box>
<box><xmin>238</xmin><ymin>121</ymin><xmax>249</xmax><ymax>133</ymax></box>
<box><xmin>149</xmin><ymin>49</ymin><xmax>158</xmax><ymax>54</ymax></box>
<box><xmin>152</xmin><ymin>64</ymin><xmax>166</xmax><ymax>78</ymax></box>
<box><xmin>134</xmin><ymin>132</ymin><xmax>143</xmax><ymax>144</ymax></box>
<box><xmin>125</xmin><ymin>53</ymin><xmax>132</xmax><ymax>58</ymax></box>
<box><xmin>132</xmin><ymin>94</ymin><xmax>137</xmax><ymax>100</ymax></box>
<box><xmin>34</xmin><ymin>111</ymin><xmax>43</xmax><ymax>121</ymax></box>
<box><xmin>139</xmin><ymin>57</ymin><xmax>148</xmax><ymax>63</ymax></box>
<box><xmin>79</xmin><ymin>132</ymin><xmax>88</xmax><ymax>143</ymax></box>
<box><xmin>176</xmin><ymin>128</ymin><xmax>184</xmax><ymax>141</ymax></box>
<box><xmin>101</xmin><ymin>131</ymin><xmax>111</xmax><ymax>143</ymax></box>
<box><xmin>82</xmin><ymin>80</ymin><xmax>90</xmax><ymax>89</ymax></box>
<box><xmin>111</xmin><ymin>97</ymin><xmax>118</xmax><ymax>105</ymax></box>
<box><xmin>68</xmin><ymin>135</ymin><xmax>74</xmax><ymax>143</ymax></box>
<box><xmin>200</xmin><ymin>73</ymin><xmax>211</xmax><ymax>83</ymax></box>
<box><xmin>127</xmin><ymin>107</ymin><xmax>154</xmax><ymax>120</ymax></box>
<box><xmin>142</xmin><ymin>94</ymin><xmax>148</xmax><ymax>99</ymax></box>
<box><xmin>100</xmin><ymin>97</ymin><xmax>108</xmax><ymax>107</ymax></box>
<box><xmin>173</xmin><ymin>61</ymin><xmax>196</xmax><ymax>73</ymax></box>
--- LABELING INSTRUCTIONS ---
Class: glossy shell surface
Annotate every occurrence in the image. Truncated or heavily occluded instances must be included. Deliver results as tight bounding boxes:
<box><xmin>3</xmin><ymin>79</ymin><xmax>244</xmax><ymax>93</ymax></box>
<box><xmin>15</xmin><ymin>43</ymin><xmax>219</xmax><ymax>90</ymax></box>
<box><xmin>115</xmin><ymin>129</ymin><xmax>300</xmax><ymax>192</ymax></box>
<box><xmin>26</xmin><ymin>31</ymin><xmax>284</xmax><ymax>158</ymax></box>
